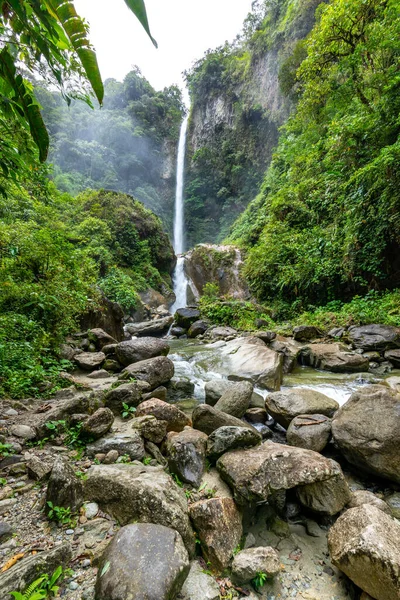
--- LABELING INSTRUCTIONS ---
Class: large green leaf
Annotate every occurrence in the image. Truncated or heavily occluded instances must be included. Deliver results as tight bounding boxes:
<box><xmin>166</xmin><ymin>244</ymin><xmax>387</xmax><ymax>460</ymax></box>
<box><xmin>124</xmin><ymin>0</ymin><xmax>158</xmax><ymax>47</ymax></box>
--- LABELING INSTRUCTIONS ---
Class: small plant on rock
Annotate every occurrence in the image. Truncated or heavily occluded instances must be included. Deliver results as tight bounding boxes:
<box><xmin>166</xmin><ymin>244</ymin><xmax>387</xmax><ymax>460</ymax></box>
<box><xmin>0</xmin><ymin>443</ymin><xmax>14</xmax><ymax>458</ymax></box>
<box><xmin>121</xmin><ymin>403</ymin><xmax>136</xmax><ymax>419</ymax></box>
<box><xmin>252</xmin><ymin>571</ymin><xmax>268</xmax><ymax>590</ymax></box>
<box><xmin>46</xmin><ymin>502</ymin><xmax>74</xmax><ymax>526</ymax></box>
<box><xmin>11</xmin><ymin>565</ymin><xmax>63</xmax><ymax>599</ymax></box>
<box><xmin>142</xmin><ymin>457</ymin><xmax>152</xmax><ymax>465</ymax></box>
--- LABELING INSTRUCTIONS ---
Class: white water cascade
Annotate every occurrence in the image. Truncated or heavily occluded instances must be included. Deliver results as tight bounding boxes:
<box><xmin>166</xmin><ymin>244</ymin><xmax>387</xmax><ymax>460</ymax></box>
<box><xmin>170</xmin><ymin>116</ymin><xmax>189</xmax><ymax>313</ymax></box>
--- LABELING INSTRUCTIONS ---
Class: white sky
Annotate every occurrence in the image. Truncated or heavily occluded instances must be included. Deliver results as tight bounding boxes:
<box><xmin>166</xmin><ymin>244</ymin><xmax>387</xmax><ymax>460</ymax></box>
<box><xmin>74</xmin><ymin>0</ymin><xmax>253</xmax><ymax>97</ymax></box>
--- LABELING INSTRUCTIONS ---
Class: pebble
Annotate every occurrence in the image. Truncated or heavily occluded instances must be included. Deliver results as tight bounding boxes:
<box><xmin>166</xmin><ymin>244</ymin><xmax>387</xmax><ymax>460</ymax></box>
<box><xmin>82</xmin><ymin>559</ymin><xmax>91</xmax><ymax>568</ymax></box>
<box><xmin>65</xmin><ymin>529</ymin><xmax>75</xmax><ymax>535</ymax></box>
<box><xmin>69</xmin><ymin>582</ymin><xmax>79</xmax><ymax>591</ymax></box>
<box><xmin>4</xmin><ymin>408</ymin><xmax>18</xmax><ymax>417</ymax></box>
<box><xmin>83</xmin><ymin>502</ymin><xmax>99</xmax><ymax>520</ymax></box>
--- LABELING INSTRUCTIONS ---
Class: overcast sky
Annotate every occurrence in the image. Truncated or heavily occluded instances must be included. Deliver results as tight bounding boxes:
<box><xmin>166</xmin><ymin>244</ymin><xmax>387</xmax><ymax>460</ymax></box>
<box><xmin>74</xmin><ymin>0</ymin><xmax>253</xmax><ymax>97</ymax></box>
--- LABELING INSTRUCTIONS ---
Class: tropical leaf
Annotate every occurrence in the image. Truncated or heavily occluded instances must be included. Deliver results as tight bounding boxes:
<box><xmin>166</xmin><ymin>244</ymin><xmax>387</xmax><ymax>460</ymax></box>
<box><xmin>124</xmin><ymin>0</ymin><xmax>158</xmax><ymax>47</ymax></box>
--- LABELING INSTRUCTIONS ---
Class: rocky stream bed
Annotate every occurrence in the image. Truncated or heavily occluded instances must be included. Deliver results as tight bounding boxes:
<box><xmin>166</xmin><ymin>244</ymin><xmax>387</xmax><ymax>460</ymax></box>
<box><xmin>1</xmin><ymin>318</ymin><xmax>400</xmax><ymax>600</ymax></box>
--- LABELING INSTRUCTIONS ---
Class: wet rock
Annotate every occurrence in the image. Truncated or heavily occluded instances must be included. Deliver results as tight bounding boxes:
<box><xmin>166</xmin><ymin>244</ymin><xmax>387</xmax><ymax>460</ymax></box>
<box><xmin>118</xmin><ymin>356</ymin><xmax>175</xmax><ymax>390</ymax></box>
<box><xmin>87</xmin><ymin>369</ymin><xmax>111</xmax><ymax>379</ymax></box>
<box><xmin>206</xmin><ymin>426</ymin><xmax>261</xmax><ymax>460</ymax></box>
<box><xmin>75</xmin><ymin>352</ymin><xmax>105</xmax><ymax>371</ymax></box>
<box><xmin>124</xmin><ymin>316</ymin><xmax>173</xmax><ymax>337</ymax></box>
<box><xmin>170</xmin><ymin>326</ymin><xmax>187</xmax><ymax>337</ymax></box>
<box><xmin>332</xmin><ymin>385</ymin><xmax>400</xmax><ymax>483</ymax></box>
<box><xmin>205</xmin><ymin>379</ymin><xmax>233</xmax><ymax>406</ymax></box>
<box><xmin>0</xmin><ymin>544</ymin><xmax>72</xmax><ymax>596</ymax></box>
<box><xmin>217</xmin><ymin>441</ymin><xmax>351</xmax><ymax>514</ymax></box>
<box><xmin>214</xmin><ymin>381</ymin><xmax>253</xmax><ymax>418</ymax></box>
<box><xmin>188</xmin><ymin>320</ymin><xmax>209</xmax><ymax>338</ymax></box>
<box><xmin>86</xmin><ymin>432</ymin><xmax>145</xmax><ymax>461</ymax></box>
<box><xmin>136</xmin><ymin>398</ymin><xmax>191</xmax><ymax>432</ymax></box>
<box><xmin>265</xmin><ymin>388</ymin><xmax>338</xmax><ymax>428</ymax></box>
<box><xmin>328</xmin><ymin>505</ymin><xmax>400</xmax><ymax>600</ymax></box>
<box><xmin>254</xmin><ymin>330</ymin><xmax>277</xmax><ymax>343</ymax></box>
<box><xmin>385</xmin><ymin>492</ymin><xmax>400</xmax><ymax>519</ymax></box>
<box><xmin>95</xmin><ymin>523</ymin><xmax>189</xmax><ymax>600</ymax></box>
<box><xmin>384</xmin><ymin>349</ymin><xmax>400</xmax><ymax>368</ymax></box>
<box><xmin>142</xmin><ymin>385</ymin><xmax>167</xmax><ymax>402</ymax></box>
<box><xmin>46</xmin><ymin>458</ymin><xmax>84</xmax><ymax>513</ymax></box>
<box><xmin>85</xmin><ymin>463</ymin><xmax>195</xmax><ymax>554</ymax></box>
<box><xmin>166</xmin><ymin>377</ymin><xmax>195</xmax><ymax>402</ymax></box>
<box><xmin>82</xmin><ymin>408</ymin><xmax>114</xmax><ymax>440</ymax></box>
<box><xmin>189</xmin><ymin>497</ymin><xmax>242</xmax><ymax>573</ymax></box>
<box><xmin>27</xmin><ymin>455</ymin><xmax>54</xmax><ymax>480</ymax></box>
<box><xmin>348</xmin><ymin>324</ymin><xmax>400</xmax><ymax>351</ymax></box>
<box><xmin>244</xmin><ymin>408</ymin><xmax>268</xmax><ymax>424</ymax></box>
<box><xmin>88</xmin><ymin>328</ymin><xmax>117</xmax><ymax>349</ymax></box>
<box><xmin>286</xmin><ymin>414</ymin><xmax>332</xmax><ymax>452</ymax></box>
<box><xmin>104</xmin><ymin>381</ymin><xmax>143</xmax><ymax>415</ymax></box>
<box><xmin>293</xmin><ymin>326</ymin><xmax>320</xmax><ymax>341</ymax></box>
<box><xmin>348</xmin><ymin>490</ymin><xmax>392</xmax><ymax>515</ymax></box>
<box><xmin>328</xmin><ymin>327</ymin><xmax>345</xmax><ymax>338</ymax></box>
<box><xmin>175</xmin><ymin>308</ymin><xmax>201</xmax><ymax>329</ymax></box>
<box><xmin>131</xmin><ymin>415</ymin><xmax>167</xmax><ymax>444</ymax></box>
<box><xmin>299</xmin><ymin>343</ymin><xmax>369</xmax><ymax>373</ymax></box>
<box><xmin>0</xmin><ymin>522</ymin><xmax>13</xmax><ymax>542</ymax></box>
<box><xmin>177</xmin><ymin>560</ymin><xmax>220</xmax><ymax>600</ymax></box>
<box><xmin>209</xmin><ymin>326</ymin><xmax>237</xmax><ymax>339</ymax></box>
<box><xmin>10</xmin><ymin>424</ymin><xmax>36</xmax><ymax>440</ymax></box>
<box><xmin>115</xmin><ymin>337</ymin><xmax>170</xmax><ymax>367</ymax></box>
<box><xmin>231</xmin><ymin>547</ymin><xmax>280</xmax><ymax>584</ymax></box>
<box><xmin>166</xmin><ymin>428</ymin><xmax>208</xmax><ymax>487</ymax></box>
<box><xmin>192</xmin><ymin>404</ymin><xmax>257</xmax><ymax>436</ymax></box>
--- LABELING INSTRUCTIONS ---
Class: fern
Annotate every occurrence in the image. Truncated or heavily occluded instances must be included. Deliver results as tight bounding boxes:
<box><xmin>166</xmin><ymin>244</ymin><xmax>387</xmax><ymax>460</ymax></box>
<box><xmin>10</xmin><ymin>566</ymin><xmax>63</xmax><ymax>600</ymax></box>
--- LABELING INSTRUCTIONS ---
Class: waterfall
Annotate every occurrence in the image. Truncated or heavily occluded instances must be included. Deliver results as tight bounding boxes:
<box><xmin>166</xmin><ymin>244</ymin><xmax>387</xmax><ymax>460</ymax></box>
<box><xmin>170</xmin><ymin>116</ymin><xmax>189</xmax><ymax>313</ymax></box>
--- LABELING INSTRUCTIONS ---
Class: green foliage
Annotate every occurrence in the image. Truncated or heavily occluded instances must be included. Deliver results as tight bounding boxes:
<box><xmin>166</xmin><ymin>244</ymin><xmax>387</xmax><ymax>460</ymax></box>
<box><xmin>199</xmin><ymin>290</ymin><xmax>274</xmax><ymax>331</ymax></box>
<box><xmin>121</xmin><ymin>403</ymin><xmax>137</xmax><ymax>419</ymax></box>
<box><xmin>252</xmin><ymin>571</ymin><xmax>269</xmax><ymax>590</ymax></box>
<box><xmin>10</xmin><ymin>566</ymin><xmax>63</xmax><ymax>600</ymax></box>
<box><xmin>0</xmin><ymin>443</ymin><xmax>14</xmax><ymax>458</ymax></box>
<box><xmin>46</xmin><ymin>502</ymin><xmax>74</xmax><ymax>526</ymax></box>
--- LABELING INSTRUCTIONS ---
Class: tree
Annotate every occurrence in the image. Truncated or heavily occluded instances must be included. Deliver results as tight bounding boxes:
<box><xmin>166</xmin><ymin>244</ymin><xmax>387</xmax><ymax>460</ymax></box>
<box><xmin>0</xmin><ymin>0</ymin><xmax>156</xmax><ymax>182</ymax></box>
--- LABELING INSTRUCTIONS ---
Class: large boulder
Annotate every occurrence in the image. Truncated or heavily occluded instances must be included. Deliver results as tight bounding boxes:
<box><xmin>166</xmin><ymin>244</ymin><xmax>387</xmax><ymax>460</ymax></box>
<box><xmin>286</xmin><ymin>414</ymin><xmax>331</xmax><ymax>452</ymax></box>
<box><xmin>265</xmin><ymin>388</ymin><xmax>339</xmax><ymax>428</ymax></box>
<box><xmin>95</xmin><ymin>523</ymin><xmax>189</xmax><ymax>600</ymax></box>
<box><xmin>205</xmin><ymin>379</ymin><xmax>233</xmax><ymax>406</ymax></box>
<box><xmin>165</xmin><ymin>429</ymin><xmax>208</xmax><ymax>487</ymax></box>
<box><xmin>347</xmin><ymin>490</ymin><xmax>392</xmax><ymax>515</ymax></box>
<box><xmin>293</xmin><ymin>326</ymin><xmax>320</xmax><ymax>341</ymax></box>
<box><xmin>46</xmin><ymin>458</ymin><xmax>84</xmax><ymax>513</ymax></box>
<box><xmin>136</xmin><ymin>398</ymin><xmax>191</xmax><ymax>432</ymax></box>
<box><xmin>104</xmin><ymin>381</ymin><xmax>143</xmax><ymax>415</ymax></box>
<box><xmin>115</xmin><ymin>337</ymin><xmax>170</xmax><ymax>367</ymax></box>
<box><xmin>206</xmin><ymin>426</ymin><xmax>262</xmax><ymax>460</ymax></box>
<box><xmin>166</xmin><ymin>377</ymin><xmax>195</xmax><ymax>402</ymax></box>
<box><xmin>299</xmin><ymin>344</ymin><xmax>369</xmax><ymax>373</ymax></box>
<box><xmin>217</xmin><ymin>337</ymin><xmax>283</xmax><ymax>390</ymax></box>
<box><xmin>214</xmin><ymin>381</ymin><xmax>253</xmax><ymax>418</ymax></box>
<box><xmin>348</xmin><ymin>324</ymin><xmax>400</xmax><ymax>351</ymax></box>
<box><xmin>174</xmin><ymin>307</ymin><xmax>201</xmax><ymax>329</ymax></box>
<box><xmin>124</xmin><ymin>316</ymin><xmax>173</xmax><ymax>337</ymax></box>
<box><xmin>88</xmin><ymin>328</ymin><xmax>117</xmax><ymax>349</ymax></box>
<box><xmin>332</xmin><ymin>385</ymin><xmax>400</xmax><ymax>483</ymax></box>
<box><xmin>82</xmin><ymin>407</ymin><xmax>114</xmax><ymax>440</ymax></box>
<box><xmin>231</xmin><ymin>547</ymin><xmax>280</xmax><ymax>584</ymax></box>
<box><xmin>86</xmin><ymin>432</ymin><xmax>145</xmax><ymax>461</ymax></box>
<box><xmin>75</xmin><ymin>351</ymin><xmax>105</xmax><ymax>371</ymax></box>
<box><xmin>188</xmin><ymin>320</ymin><xmax>209</xmax><ymax>338</ymax></box>
<box><xmin>192</xmin><ymin>404</ymin><xmax>257</xmax><ymax>436</ymax></box>
<box><xmin>131</xmin><ymin>415</ymin><xmax>168</xmax><ymax>444</ymax></box>
<box><xmin>328</xmin><ymin>505</ymin><xmax>400</xmax><ymax>600</ymax></box>
<box><xmin>85</xmin><ymin>463</ymin><xmax>195</xmax><ymax>554</ymax></box>
<box><xmin>177</xmin><ymin>560</ymin><xmax>220</xmax><ymax>600</ymax></box>
<box><xmin>385</xmin><ymin>349</ymin><xmax>400</xmax><ymax>368</ymax></box>
<box><xmin>217</xmin><ymin>441</ymin><xmax>351</xmax><ymax>514</ymax></box>
<box><xmin>119</xmin><ymin>356</ymin><xmax>175</xmax><ymax>389</ymax></box>
<box><xmin>270</xmin><ymin>338</ymin><xmax>304</xmax><ymax>374</ymax></box>
<box><xmin>189</xmin><ymin>497</ymin><xmax>242</xmax><ymax>573</ymax></box>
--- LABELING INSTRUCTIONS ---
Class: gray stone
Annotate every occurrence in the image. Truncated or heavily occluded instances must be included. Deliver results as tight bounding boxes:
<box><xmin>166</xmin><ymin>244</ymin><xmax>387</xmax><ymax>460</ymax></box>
<box><xmin>10</xmin><ymin>424</ymin><xmax>36</xmax><ymax>440</ymax></box>
<box><xmin>299</xmin><ymin>343</ymin><xmax>369</xmax><ymax>373</ymax></box>
<box><xmin>136</xmin><ymin>398</ymin><xmax>191</xmax><ymax>432</ymax></box>
<box><xmin>328</xmin><ymin>505</ymin><xmax>400</xmax><ymax>600</ymax></box>
<box><xmin>192</xmin><ymin>404</ymin><xmax>257</xmax><ymax>437</ymax></box>
<box><xmin>209</xmin><ymin>326</ymin><xmax>237</xmax><ymax>339</ymax></box>
<box><xmin>166</xmin><ymin>377</ymin><xmax>195</xmax><ymax>402</ymax></box>
<box><xmin>103</xmin><ymin>359</ymin><xmax>121</xmax><ymax>372</ymax></box>
<box><xmin>175</xmin><ymin>308</ymin><xmax>201</xmax><ymax>329</ymax></box>
<box><xmin>131</xmin><ymin>415</ymin><xmax>167</xmax><ymax>444</ymax></box>
<box><xmin>124</xmin><ymin>316</ymin><xmax>173</xmax><ymax>337</ymax></box>
<box><xmin>205</xmin><ymin>379</ymin><xmax>233</xmax><ymax>406</ymax></box>
<box><xmin>103</xmin><ymin>449</ymin><xmax>119</xmax><ymax>464</ymax></box>
<box><xmin>82</xmin><ymin>408</ymin><xmax>114</xmax><ymax>440</ymax></box>
<box><xmin>206</xmin><ymin>426</ymin><xmax>261</xmax><ymax>460</ymax></box>
<box><xmin>0</xmin><ymin>498</ymin><xmax>17</xmax><ymax>515</ymax></box>
<box><xmin>177</xmin><ymin>560</ymin><xmax>220</xmax><ymax>600</ymax></box>
<box><xmin>286</xmin><ymin>414</ymin><xmax>332</xmax><ymax>452</ymax></box>
<box><xmin>115</xmin><ymin>337</ymin><xmax>170</xmax><ymax>367</ymax></box>
<box><xmin>384</xmin><ymin>349</ymin><xmax>400</xmax><ymax>368</ymax></box>
<box><xmin>265</xmin><ymin>388</ymin><xmax>339</xmax><ymax>428</ymax></box>
<box><xmin>0</xmin><ymin>521</ymin><xmax>13</xmax><ymax>542</ymax></box>
<box><xmin>293</xmin><ymin>326</ymin><xmax>320</xmax><ymax>341</ymax></box>
<box><xmin>87</xmin><ymin>369</ymin><xmax>111</xmax><ymax>379</ymax></box>
<box><xmin>214</xmin><ymin>381</ymin><xmax>253</xmax><ymax>418</ymax></box>
<box><xmin>142</xmin><ymin>385</ymin><xmax>167</xmax><ymax>402</ymax></box>
<box><xmin>231</xmin><ymin>547</ymin><xmax>280</xmax><ymax>584</ymax></box>
<box><xmin>75</xmin><ymin>352</ymin><xmax>105</xmax><ymax>371</ymax></box>
<box><xmin>385</xmin><ymin>492</ymin><xmax>400</xmax><ymax>519</ymax></box>
<box><xmin>46</xmin><ymin>458</ymin><xmax>84</xmax><ymax>513</ymax></box>
<box><xmin>27</xmin><ymin>455</ymin><xmax>54</xmax><ymax>480</ymax></box>
<box><xmin>86</xmin><ymin>432</ymin><xmax>145</xmax><ymax>461</ymax></box>
<box><xmin>348</xmin><ymin>490</ymin><xmax>392</xmax><ymax>515</ymax></box>
<box><xmin>83</xmin><ymin>502</ymin><xmax>99</xmax><ymax>519</ymax></box>
<box><xmin>104</xmin><ymin>382</ymin><xmax>143</xmax><ymax>415</ymax></box>
<box><xmin>348</xmin><ymin>324</ymin><xmax>400</xmax><ymax>351</ymax></box>
<box><xmin>166</xmin><ymin>428</ymin><xmax>208</xmax><ymax>487</ymax></box>
<box><xmin>119</xmin><ymin>356</ymin><xmax>175</xmax><ymax>390</ymax></box>
<box><xmin>84</xmin><ymin>463</ymin><xmax>195</xmax><ymax>555</ymax></box>
<box><xmin>88</xmin><ymin>328</ymin><xmax>117</xmax><ymax>349</ymax></box>
<box><xmin>188</xmin><ymin>320</ymin><xmax>209</xmax><ymax>338</ymax></box>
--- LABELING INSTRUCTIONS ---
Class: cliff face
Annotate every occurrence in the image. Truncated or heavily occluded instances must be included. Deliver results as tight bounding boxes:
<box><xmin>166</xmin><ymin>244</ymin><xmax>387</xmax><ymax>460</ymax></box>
<box><xmin>184</xmin><ymin>0</ymin><xmax>321</xmax><ymax>247</ymax></box>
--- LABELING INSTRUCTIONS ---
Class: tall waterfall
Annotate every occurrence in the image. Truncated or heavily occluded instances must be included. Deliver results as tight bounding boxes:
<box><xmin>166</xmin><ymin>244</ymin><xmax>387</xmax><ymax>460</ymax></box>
<box><xmin>170</xmin><ymin>116</ymin><xmax>189</xmax><ymax>313</ymax></box>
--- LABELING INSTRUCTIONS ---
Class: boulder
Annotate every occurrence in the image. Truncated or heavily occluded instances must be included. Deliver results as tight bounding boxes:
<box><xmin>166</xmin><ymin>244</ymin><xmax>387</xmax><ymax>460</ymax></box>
<box><xmin>269</xmin><ymin>338</ymin><xmax>304</xmax><ymax>374</ymax></box>
<box><xmin>385</xmin><ymin>349</ymin><xmax>400</xmax><ymax>368</ymax></box>
<box><xmin>385</xmin><ymin>493</ymin><xmax>400</xmax><ymax>519</ymax></box>
<box><xmin>88</xmin><ymin>328</ymin><xmax>117</xmax><ymax>349</ymax></box>
<box><xmin>188</xmin><ymin>320</ymin><xmax>209</xmax><ymax>338</ymax></box>
<box><xmin>136</xmin><ymin>398</ymin><xmax>191</xmax><ymax>432</ymax></box>
<box><xmin>87</xmin><ymin>369</ymin><xmax>111</xmax><ymax>379</ymax></box>
<box><xmin>217</xmin><ymin>441</ymin><xmax>351</xmax><ymax>514</ymax></box>
<box><xmin>218</xmin><ymin>337</ymin><xmax>283</xmax><ymax>390</ymax></box>
<box><xmin>9</xmin><ymin>424</ymin><xmax>36</xmax><ymax>440</ymax></box>
<box><xmin>206</xmin><ymin>426</ymin><xmax>262</xmax><ymax>460</ymax></box>
<box><xmin>171</xmin><ymin>326</ymin><xmax>187</xmax><ymax>337</ymax></box>
<box><xmin>214</xmin><ymin>381</ymin><xmax>253</xmax><ymax>418</ymax></box>
<box><xmin>286</xmin><ymin>414</ymin><xmax>332</xmax><ymax>452</ymax></box>
<box><xmin>118</xmin><ymin>356</ymin><xmax>175</xmax><ymax>389</ymax></box>
<box><xmin>189</xmin><ymin>497</ymin><xmax>242</xmax><ymax>573</ymax></box>
<box><xmin>27</xmin><ymin>455</ymin><xmax>54</xmax><ymax>480</ymax></box>
<box><xmin>231</xmin><ymin>547</ymin><xmax>280</xmax><ymax>584</ymax></box>
<box><xmin>209</xmin><ymin>326</ymin><xmax>237</xmax><ymax>339</ymax></box>
<box><xmin>328</xmin><ymin>505</ymin><xmax>400</xmax><ymax>600</ymax></box>
<box><xmin>75</xmin><ymin>352</ymin><xmax>105</xmax><ymax>371</ymax></box>
<box><xmin>0</xmin><ymin>544</ymin><xmax>72</xmax><ymax>597</ymax></box>
<box><xmin>131</xmin><ymin>415</ymin><xmax>168</xmax><ymax>444</ymax></box>
<box><xmin>265</xmin><ymin>388</ymin><xmax>339</xmax><ymax>428</ymax></box>
<box><xmin>348</xmin><ymin>490</ymin><xmax>392</xmax><ymax>515</ymax></box>
<box><xmin>175</xmin><ymin>308</ymin><xmax>201</xmax><ymax>329</ymax></box>
<box><xmin>82</xmin><ymin>407</ymin><xmax>114</xmax><ymax>440</ymax></box>
<box><xmin>192</xmin><ymin>404</ymin><xmax>257</xmax><ymax>436</ymax></box>
<box><xmin>205</xmin><ymin>379</ymin><xmax>233</xmax><ymax>406</ymax></box>
<box><xmin>115</xmin><ymin>337</ymin><xmax>170</xmax><ymax>366</ymax></box>
<box><xmin>332</xmin><ymin>385</ymin><xmax>400</xmax><ymax>483</ymax></box>
<box><xmin>166</xmin><ymin>428</ymin><xmax>208</xmax><ymax>487</ymax></box>
<box><xmin>143</xmin><ymin>385</ymin><xmax>168</xmax><ymax>402</ymax></box>
<box><xmin>85</xmin><ymin>463</ymin><xmax>194</xmax><ymax>554</ymax></box>
<box><xmin>293</xmin><ymin>326</ymin><xmax>320</xmax><ymax>341</ymax></box>
<box><xmin>104</xmin><ymin>382</ymin><xmax>143</xmax><ymax>415</ymax></box>
<box><xmin>254</xmin><ymin>331</ymin><xmax>277</xmax><ymax>343</ymax></box>
<box><xmin>95</xmin><ymin>523</ymin><xmax>189</xmax><ymax>600</ymax></box>
<box><xmin>166</xmin><ymin>377</ymin><xmax>195</xmax><ymax>402</ymax></box>
<box><xmin>86</xmin><ymin>432</ymin><xmax>145</xmax><ymax>461</ymax></box>
<box><xmin>348</xmin><ymin>324</ymin><xmax>400</xmax><ymax>351</ymax></box>
<box><xmin>46</xmin><ymin>458</ymin><xmax>84</xmax><ymax>513</ymax></box>
<box><xmin>299</xmin><ymin>344</ymin><xmax>369</xmax><ymax>373</ymax></box>
<box><xmin>177</xmin><ymin>560</ymin><xmax>220</xmax><ymax>600</ymax></box>
<box><xmin>124</xmin><ymin>316</ymin><xmax>173</xmax><ymax>337</ymax></box>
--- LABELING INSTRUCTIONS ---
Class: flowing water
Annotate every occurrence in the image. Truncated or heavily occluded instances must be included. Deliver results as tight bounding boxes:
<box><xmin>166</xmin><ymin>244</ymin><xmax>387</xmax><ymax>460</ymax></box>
<box><xmin>170</xmin><ymin>116</ymin><xmax>189</xmax><ymax>313</ymax></box>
